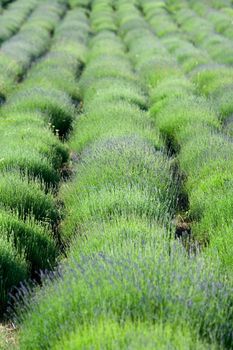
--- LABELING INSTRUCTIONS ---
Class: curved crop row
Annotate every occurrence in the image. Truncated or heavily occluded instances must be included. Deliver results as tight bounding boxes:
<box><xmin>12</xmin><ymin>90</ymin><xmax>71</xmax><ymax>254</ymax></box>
<box><xmin>151</xmin><ymin>1</ymin><xmax>233</xmax><ymax>129</ymax></box>
<box><xmin>0</xmin><ymin>6</ymin><xmax>89</xmax><ymax>311</ymax></box>
<box><xmin>68</xmin><ymin>0</ymin><xmax>92</xmax><ymax>9</ymax></box>
<box><xmin>0</xmin><ymin>0</ymin><xmax>37</xmax><ymax>44</ymax></box>
<box><xmin>0</xmin><ymin>0</ymin><xmax>65</xmax><ymax>101</ymax></box>
<box><xmin>0</xmin><ymin>0</ymin><xmax>66</xmax><ymax>310</ymax></box>
<box><xmin>123</xmin><ymin>0</ymin><xmax>233</xmax><ymax>273</ymax></box>
<box><xmin>188</xmin><ymin>0</ymin><xmax>233</xmax><ymax>41</ymax></box>
<box><xmin>138</xmin><ymin>0</ymin><xmax>213</xmax><ymax>73</ymax></box>
<box><xmin>15</xmin><ymin>1</ymin><xmax>181</xmax><ymax>348</ymax></box>
<box><xmin>174</xmin><ymin>1</ymin><xmax>233</xmax><ymax>132</ymax></box>
<box><xmin>210</xmin><ymin>0</ymin><xmax>232</xmax><ymax>8</ymax></box>
<box><xmin>192</xmin><ymin>65</ymin><xmax>233</xmax><ymax>134</ymax></box>
<box><xmin>167</xmin><ymin>0</ymin><xmax>233</xmax><ymax>65</ymax></box>
<box><xmin>5</xmin><ymin>8</ymin><xmax>89</xmax><ymax>137</ymax></box>
<box><xmin>15</xmin><ymin>1</ymin><xmax>233</xmax><ymax>349</ymax></box>
<box><xmin>140</xmin><ymin>1</ymin><xmax>233</xmax><ymax>131</ymax></box>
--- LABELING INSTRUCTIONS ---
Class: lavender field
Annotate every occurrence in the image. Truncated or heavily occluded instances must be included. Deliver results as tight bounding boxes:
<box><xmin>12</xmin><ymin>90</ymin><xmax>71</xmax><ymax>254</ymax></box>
<box><xmin>0</xmin><ymin>0</ymin><xmax>233</xmax><ymax>349</ymax></box>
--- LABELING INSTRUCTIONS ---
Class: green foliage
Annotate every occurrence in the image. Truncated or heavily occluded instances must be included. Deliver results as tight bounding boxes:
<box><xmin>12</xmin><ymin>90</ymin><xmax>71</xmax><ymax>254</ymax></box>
<box><xmin>191</xmin><ymin>65</ymin><xmax>233</xmax><ymax>122</ymax></box>
<box><xmin>61</xmin><ymin>136</ymin><xmax>173</xmax><ymax>239</ymax></box>
<box><xmin>70</xmin><ymin>100</ymin><xmax>161</xmax><ymax>154</ymax></box>
<box><xmin>0</xmin><ymin>173</ymin><xmax>59</xmax><ymax>223</ymax></box>
<box><xmin>91</xmin><ymin>0</ymin><xmax>117</xmax><ymax>32</ymax></box>
<box><xmin>168</xmin><ymin>2</ymin><xmax>233</xmax><ymax>65</ymax></box>
<box><xmin>0</xmin><ymin>0</ymin><xmax>66</xmax><ymax>98</ymax></box>
<box><xmin>4</xmin><ymin>1</ymin><xmax>233</xmax><ymax>349</ymax></box>
<box><xmin>0</xmin><ymin>5</ymin><xmax>91</xmax><ymax>308</ymax></box>
<box><xmin>0</xmin><ymin>210</ymin><xmax>57</xmax><ymax>271</ymax></box>
<box><xmin>8</xmin><ymin>88</ymin><xmax>75</xmax><ymax>137</ymax></box>
<box><xmin>17</xmin><ymin>220</ymin><xmax>233</xmax><ymax>349</ymax></box>
<box><xmin>16</xmin><ymin>3</ymin><xmax>233</xmax><ymax>349</ymax></box>
<box><xmin>154</xmin><ymin>94</ymin><xmax>219</xmax><ymax>149</ymax></box>
<box><xmin>69</xmin><ymin>0</ymin><xmax>92</xmax><ymax>8</ymax></box>
<box><xmin>0</xmin><ymin>0</ymin><xmax>37</xmax><ymax>44</ymax></box>
<box><xmin>134</xmin><ymin>0</ymin><xmax>233</xmax><ymax>273</ymax></box>
<box><xmin>0</xmin><ymin>235</ymin><xmax>27</xmax><ymax>311</ymax></box>
<box><xmin>0</xmin><ymin>111</ymin><xmax>68</xmax><ymax>186</ymax></box>
<box><xmin>54</xmin><ymin>319</ymin><xmax>215</xmax><ymax>350</ymax></box>
<box><xmin>82</xmin><ymin>77</ymin><xmax>147</xmax><ymax>108</ymax></box>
